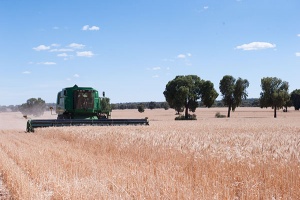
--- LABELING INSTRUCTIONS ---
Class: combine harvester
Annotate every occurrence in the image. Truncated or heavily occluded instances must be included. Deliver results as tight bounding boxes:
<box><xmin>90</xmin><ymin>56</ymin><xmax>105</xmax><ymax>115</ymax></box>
<box><xmin>26</xmin><ymin>85</ymin><xmax>149</xmax><ymax>132</ymax></box>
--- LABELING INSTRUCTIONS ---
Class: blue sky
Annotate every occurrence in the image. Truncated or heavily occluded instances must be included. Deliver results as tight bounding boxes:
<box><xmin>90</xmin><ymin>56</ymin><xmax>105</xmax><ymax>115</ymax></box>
<box><xmin>1</xmin><ymin>0</ymin><xmax>300</xmax><ymax>105</ymax></box>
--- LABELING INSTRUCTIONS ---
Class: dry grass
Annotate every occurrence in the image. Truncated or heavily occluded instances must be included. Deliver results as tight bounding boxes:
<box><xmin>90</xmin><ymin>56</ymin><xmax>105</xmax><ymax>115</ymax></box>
<box><xmin>0</xmin><ymin>108</ymin><xmax>299</xmax><ymax>199</ymax></box>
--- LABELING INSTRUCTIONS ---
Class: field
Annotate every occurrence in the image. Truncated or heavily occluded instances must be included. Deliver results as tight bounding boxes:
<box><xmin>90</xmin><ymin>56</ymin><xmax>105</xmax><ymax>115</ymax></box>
<box><xmin>0</xmin><ymin>107</ymin><xmax>299</xmax><ymax>199</ymax></box>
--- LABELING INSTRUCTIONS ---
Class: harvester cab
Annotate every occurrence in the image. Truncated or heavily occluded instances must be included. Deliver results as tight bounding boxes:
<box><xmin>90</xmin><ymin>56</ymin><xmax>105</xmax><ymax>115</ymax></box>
<box><xmin>55</xmin><ymin>84</ymin><xmax>110</xmax><ymax>119</ymax></box>
<box><xmin>26</xmin><ymin>85</ymin><xmax>149</xmax><ymax>132</ymax></box>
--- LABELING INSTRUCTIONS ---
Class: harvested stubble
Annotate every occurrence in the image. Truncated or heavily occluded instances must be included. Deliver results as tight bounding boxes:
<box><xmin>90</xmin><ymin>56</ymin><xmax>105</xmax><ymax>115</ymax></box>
<box><xmin>0</xmin><ymin>108</ymin><xmax>299</xmax><ymax>199</ymax></box>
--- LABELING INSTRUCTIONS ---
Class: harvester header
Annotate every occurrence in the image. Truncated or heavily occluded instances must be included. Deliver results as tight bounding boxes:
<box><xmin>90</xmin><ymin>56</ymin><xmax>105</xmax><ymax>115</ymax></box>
<box><xmin>26</xmin><ymin>85</ymin><xmax>149</xmax><ymax>132</ymax></box>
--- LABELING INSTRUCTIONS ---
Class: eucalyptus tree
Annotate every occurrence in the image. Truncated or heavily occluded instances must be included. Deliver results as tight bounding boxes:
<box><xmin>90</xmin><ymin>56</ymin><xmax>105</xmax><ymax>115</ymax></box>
<box><xmin>163</xmin><ymin>75</ymin><xmax>218</xmax><ymax>119</ymax></box>
<box><xmin>259</xmin><ymin>77</ymin><xmax>289</xmax><ymax>118</ymax></box>
<box><xmin>219</xmin><ymin>75</ymin><xmax>249</xmax><ymax>117</ymax></box>
<box><xmin>290</xmin><ymin>89</ymin><xmax>300</xmax><ymax>110</ymax></box>
<box><xmin>19</xmin><ymin>98</ymin><xmax>47</xmax><ymax>117</ymax></box>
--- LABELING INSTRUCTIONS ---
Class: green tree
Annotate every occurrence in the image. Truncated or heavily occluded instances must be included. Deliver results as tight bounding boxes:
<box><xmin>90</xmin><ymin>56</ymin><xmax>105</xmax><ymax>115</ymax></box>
<box><xmin>283</xmin><ymin>97</ymin><xmax>292</xmax><ymax>112</ymax></box>
<box><xmin>19</xmin><ymin>98</ymin><xmax>46</xmax><ymax>117</ymax></box>
<box><xmin>290</xmin><ymin>89</ymin><xmax>300</xmax><ymax>110</ymax></box>
<box><xmin>219</xmin><ymin>75</ymin><xmax>249</xmax><ymax>117</ymax></box>
<box><xmin>161</xmin><ymin>102</ymin><xmax>170</xmax><ymax>110</ymax></box>
<box><xmin>148</xmin><ymin>101</ymin><xmax>156</xmax><ymax>110</ymax></box>
<box><xmin>259</xmin><ymin>77</ymin><xmax>289</xmax><ymax>118</ymax></box>
<box><xmin>163</xmin><ymin>75</ymin><xmax>218</xmax><ymax>119</ymax></box>
<box><xmin>137</xmin><ymin>103</ymin><xmax>145</xmax><ymax>113</ymax></box>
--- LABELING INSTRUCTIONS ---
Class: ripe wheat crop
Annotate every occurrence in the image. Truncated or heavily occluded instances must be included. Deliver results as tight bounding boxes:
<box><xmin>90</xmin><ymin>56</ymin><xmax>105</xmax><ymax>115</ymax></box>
<box><xmin>0</xmin><ymin>108</ymin><xmax>299</xmax><ymax>199</ymax></box>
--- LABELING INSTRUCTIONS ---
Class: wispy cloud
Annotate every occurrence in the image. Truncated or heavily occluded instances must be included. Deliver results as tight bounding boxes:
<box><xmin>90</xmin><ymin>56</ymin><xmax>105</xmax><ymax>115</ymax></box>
<box><xmin>148</xmin><ymin>67</ymin><xmax>161</xmax><ymax>71</ymax></box>
<box><xmin>177</xmin><ymin>53</ymin><xmax>192</xmax><ymax>59</ymax></box>
<box><xmin>22</xmin><ymin>71</ymin><xmax>31</xmax><ymax>74</ymax></box>
<box><xmin>197</xmin><ymin>5</ymin><xmax>209</xmax><ymax>13</ymax></box>
<box><xmin>50</xmin><ymin>48</ymin><xmax>74</xmax><ymax>52</ymax></box>
<box><xmin>82</xmin><ymin>25</ymin><xmax>100</xmax><ymax>31</ymax></box>
<box><xmin>74</xmin><ymin>74</ymin><xmax>80</xmax><ymax>78</ymax></box>
<box><xmin>163</xmin><ymin>58</ymin><xmax>175</xmax><ymax>62</ymax></box>
<box><xmin>57</xmin><ymin>53</ymin><xmax>68</xmax><ymax>57</ymax></box>
<box><xmin>152</xmin><ymin>75</ymin><xmax>159</xmax><ymax>78</ymax></box>
<box><xmin>57</xmin><ymin>53</ymin><xmax>74</xmax><ymax>60</ymax></box>
<box><xmin>37</xmin><ymin>62</ymin><xmax>56</xmax><ymax>65</ymax></box>
<box><xmin>51</xmin><ymin>43</ymin><xmax>60</xmax><ymax>47</ymax></box>
<box><xmin>68</xmin><ymin>43</ymin><xmax>85</xmax><ymax>49</ymax></box>
<box><xmin>295</xmin><ymin>52</ymin><xmax>300</xmax><ymax>57</ymax></box>
<box><xmin>177</xmin><ymin>54</ymin><xmax>186</xmax><ymax>59</ymax></box>
<box><xmin>176</xmin><ymin>53</ymin><xmax>192</xmax><ymax>66</ymax></box>
<box><xmin>76</xmin><ymin>51</ymin><xmax>94</xmax><ymax>57</ymax></box>
<box><xmin>236</xmin><ymin>42</ymin><xmax>276</xmax><ymax>50</ymax></box>
<box><xmin>33</xmin><ymin>45</ymin><xmax>50</xmax><ymax>51</ymax></box>
<box><xmin>297</xmin><ymin>34</ymin><xmax>300</xmax><ymax>37</ymax></box>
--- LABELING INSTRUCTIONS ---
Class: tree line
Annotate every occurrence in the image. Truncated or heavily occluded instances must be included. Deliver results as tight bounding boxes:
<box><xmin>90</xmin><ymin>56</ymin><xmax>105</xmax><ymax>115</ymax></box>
<box><xmin>0</xmin><ymin>97</ymin><xmax>259</xmax><ymax>116</ymax></box>
<box><xmin>163</xmin><ymin>75</ymin><xmax>300</xmax><ymax>119</ymax></box>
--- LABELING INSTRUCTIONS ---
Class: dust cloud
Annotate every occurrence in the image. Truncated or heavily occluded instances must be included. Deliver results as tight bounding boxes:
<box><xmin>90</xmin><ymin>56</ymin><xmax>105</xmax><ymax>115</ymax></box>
<box><xmin>0</xmin><ymin>111</ymin><xmax>57</xmax><ymax>131</ymax></box>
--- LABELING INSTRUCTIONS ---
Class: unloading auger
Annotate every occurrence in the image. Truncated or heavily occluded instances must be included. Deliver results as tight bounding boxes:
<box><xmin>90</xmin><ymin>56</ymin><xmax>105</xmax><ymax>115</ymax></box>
<box><xmin>26</xmin><ymin>85</ymin><xmax>149</xmax><ymax>132</ymax></box>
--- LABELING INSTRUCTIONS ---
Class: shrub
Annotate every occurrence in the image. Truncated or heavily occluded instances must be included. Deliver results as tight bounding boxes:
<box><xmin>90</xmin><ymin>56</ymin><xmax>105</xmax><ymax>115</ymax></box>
<box><xmin>175</xmin><ymin>114</ymin><xmax>197</xmax><ymax>120</ymax></box>
<box><xmin>215</xmin><ymin>112</ymin><xmax>226</xmax><ymax>118</ymax></box>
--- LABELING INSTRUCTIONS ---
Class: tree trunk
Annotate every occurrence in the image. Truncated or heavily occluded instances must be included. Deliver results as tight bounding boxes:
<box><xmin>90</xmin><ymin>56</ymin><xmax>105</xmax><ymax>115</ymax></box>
<box><xmin>274</xmin><ymin>106</ymin><xmax>277</xmax><ymax>118</ymax></box>
<box><xmin>185</xmin><ymin>104</ymin><xmax>189</xmax><ymax>119</ymax></box>
<box><xmin>227</xmin><ymin>103</ymin><xmax>231</xmax><ymax>118</ymax></box>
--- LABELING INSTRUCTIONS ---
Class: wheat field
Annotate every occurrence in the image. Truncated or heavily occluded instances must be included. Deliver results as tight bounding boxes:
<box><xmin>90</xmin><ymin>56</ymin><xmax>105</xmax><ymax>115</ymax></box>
<box><xmin>0</xmin><ymin>107</ymin><xmax>299</xmax><ymax>199</ymax></box>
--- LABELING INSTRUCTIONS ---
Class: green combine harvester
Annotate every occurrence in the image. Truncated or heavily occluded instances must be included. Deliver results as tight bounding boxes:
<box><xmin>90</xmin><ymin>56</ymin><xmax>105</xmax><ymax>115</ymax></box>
<box><xmin>26</xmin><ymin>85</ymin><xmax>149</xmax><ymax>132</ymax></box>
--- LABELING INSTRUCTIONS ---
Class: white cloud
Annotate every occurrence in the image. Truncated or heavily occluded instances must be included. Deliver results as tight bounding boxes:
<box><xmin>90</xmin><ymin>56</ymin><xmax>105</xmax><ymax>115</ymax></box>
<box><xmin>236</xmin><ymin>42</ymin><xmax>276</xmax><ymax>50</ymax></box>
<box><xmin>152</xmin><ymin>75</ymin><xmax>159</xmax><ymax>78</ymax></box>
<box><xmin>50</xmin><ymin>48</ymin><xmax>74</xmax><ymax>52</ymax></box>
<box><xmin>82</xmin><ymin>25</ymin><xmax>100</xmax><ymax>31</ymax></box>
<box><xmin>37</xmin><ymin>62</ymin><xmax>56</xmax><ymax>65</ymax></box>
<box><xmin>74</xmin><ymin>74</ymin><xmax>80</xmax><ymax>78</ymax></box>
<box><xmin>177</xmin><ymin>53</ymin><xmax>192</xmax><ymax>59</ymax></box>
<box><xmin>295</xmin><ymin>52</ymin><xmax>300</xmax><ymax>57</ymax></box>
<box><xmin>82</xmin><ymin>25</ymin><xmax>89</xmax><ymax>30</ymax></box>
<box><xmin>297</xmin><ymin>34</ymin><xmax>300</xmax><ymax>37</ymax></box>
<box><xmin>51</xmin><ymin>43</ymin><xmax>60</xmax><ymax>47</ymax></box>
<box><xmin>203</xmin><ymin>6</ymin><xmax>209</xmax><ymax>10</ymax></box>
<box><xmin>22</xmin><ymin>71</ymin><xmax>31</xmax><ymax>74</ymax></box>
<box><xmin>33</xmin><ymin>45</ymin><xmax>51</xmax><ymax>51</ymax></box>
<box><xmin>163</xmin><ymin>58</ymin><xmax>175</xmax><ymax>62</ymax></box>
<box><xmin>57</xmin><ymin>53</ymin><xmax>68</xmax><ymax>57</ymax></box>
<box><xmin>66</xmin><ymin>78</ymin><xmax>71</xmax><ymax>81</ymax></box>
<box><xmin>76</xmin><ymin>51</ymin><xmax>94</xmax><ymax>57</ymax></box>
<box><xmin>89</xmin><ymin>26</ymin><xmax>100</xmax><ymax>31</ymax></box>
<box><xmin>152</xmin><ymin>67</ymin><xmax>161</xmax><ymax>70</ymax></box>
<box><xmin>177</xmin><ymin>54</ymin><xmax>186</xmax><ymax>59</ymax></box>
<box><xmin>68</xmin><ymin>43</ymin><xmax>85</xmax><ymax>49</ymax></box>
<box><xmin>147</xmin><ymin>67</ymin><xmax>161</xmax><ymax>71</ymax></box>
